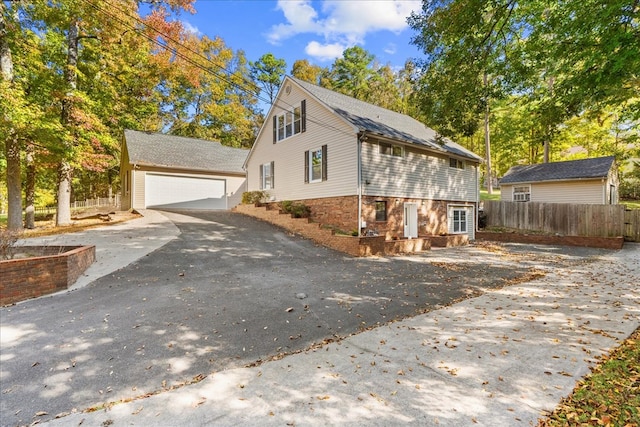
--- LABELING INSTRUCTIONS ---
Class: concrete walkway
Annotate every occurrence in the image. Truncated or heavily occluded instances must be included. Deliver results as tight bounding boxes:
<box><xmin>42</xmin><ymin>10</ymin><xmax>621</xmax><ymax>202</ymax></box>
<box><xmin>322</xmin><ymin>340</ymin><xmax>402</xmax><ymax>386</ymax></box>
<box><xmin>18</xmin><ymin>210</ymin><xmax>180</xmax><ymax>292</ymax></box>
<box><xmin>41</xmin><ymin>242</ymin><xmax>639</xmax><ymax>426</ymax></box>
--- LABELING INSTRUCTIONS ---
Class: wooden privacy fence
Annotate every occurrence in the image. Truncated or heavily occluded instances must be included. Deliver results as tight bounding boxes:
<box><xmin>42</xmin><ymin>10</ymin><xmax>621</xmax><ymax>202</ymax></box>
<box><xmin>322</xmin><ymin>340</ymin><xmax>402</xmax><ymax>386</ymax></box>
<box><xmin>482</xmin><ymin>201</ymin><xmax>640</xmax><ymax>242</ymax></box>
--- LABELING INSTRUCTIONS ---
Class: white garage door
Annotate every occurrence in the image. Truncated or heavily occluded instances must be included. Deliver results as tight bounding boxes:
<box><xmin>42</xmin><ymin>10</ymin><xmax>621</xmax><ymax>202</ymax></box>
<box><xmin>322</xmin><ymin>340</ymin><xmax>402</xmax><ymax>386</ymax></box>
<box><xmin>145</xmin><ymin>173</ymin><xmax>227</xmax><ymax>209</ymax></box>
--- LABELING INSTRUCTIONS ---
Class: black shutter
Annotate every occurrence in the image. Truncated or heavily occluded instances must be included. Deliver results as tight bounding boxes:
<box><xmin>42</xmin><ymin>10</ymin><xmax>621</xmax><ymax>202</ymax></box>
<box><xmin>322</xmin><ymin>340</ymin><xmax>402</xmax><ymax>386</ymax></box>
<box><xmin>270</xmin><ymin>161</ymin><xmax>275</xmax><ymax>188</ymax></box>
<box><xmin>304</xmin><ymin>150</ymin><xmax>309</xmax><ymax>183</ymax></box>
<box><xmin>259</xmin><ymin>165</ymin><xmax>263</xmax><ymax>190</ymax></box>
<box><xmin>322</xmin><ymin>144</ymin><xmax>328</xmax><ymax>181</ymax></box>
<box><xmin>301</xmin><ymin>100</ymin><xmax>306</xmax><ymax>133</ymax></box>
<box><xmin>273</xmin><ymin>116</ymin><xmax>277</xmax><ymax>143</ymax></box>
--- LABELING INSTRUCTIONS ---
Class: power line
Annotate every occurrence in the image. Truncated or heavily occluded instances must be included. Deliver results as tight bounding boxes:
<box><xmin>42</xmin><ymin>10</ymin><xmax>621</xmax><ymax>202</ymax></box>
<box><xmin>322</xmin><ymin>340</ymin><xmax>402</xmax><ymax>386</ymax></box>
<box><xmin>79</xmin><ymin>0</ymin><xmax>357</xmax><ymax>139</ymax></box>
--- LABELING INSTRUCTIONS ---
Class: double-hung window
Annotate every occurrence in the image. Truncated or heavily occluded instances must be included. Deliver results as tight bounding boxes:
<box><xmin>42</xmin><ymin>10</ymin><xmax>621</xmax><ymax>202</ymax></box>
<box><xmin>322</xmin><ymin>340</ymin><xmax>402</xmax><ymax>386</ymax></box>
<box><xmin>513</xmin><ymin>186</ymin><xmax>530</xmax><ymax>202</ymax></box>
<box><xmin>260</xmin><ymin>161</ymin><xmax>274</xmax><ymax>190</ymax></box>
<box><xmin>304</xmin><ymin>145</ymin><xmax>327</xmax><ymax>183</ymax></box>
<box><xmin>273</xmin><ymin>100</ymin><xmax>306</xmax><ymax>142</ymax></box>
<box><xmin>449</xmin><ymin>157</ymin><xmax>465</xmax><ymax>169</ymax></box>
<box><xmin>452</xmin><ymin>208</ymin><xmax>467</xmax><ymax>233</ymax></box>
<box><xmin>379</xmin><ymin>141</ymin><xmax>403</xmax><ymax>157</ymax></box>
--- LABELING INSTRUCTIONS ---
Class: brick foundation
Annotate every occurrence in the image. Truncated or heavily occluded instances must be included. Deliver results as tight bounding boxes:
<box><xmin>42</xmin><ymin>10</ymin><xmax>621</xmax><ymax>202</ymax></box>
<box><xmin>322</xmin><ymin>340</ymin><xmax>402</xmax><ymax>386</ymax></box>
<box><xmin>361</xmin><ymin>196</ymin><xmax>453</xmax><ymax>239</ymax></box>
<box><xmin>476</xmin><ymin>232</ymin><xmax>624</xmax><ymax>250</ymax></box>
<box><xmin>234</xmin><ymin>204</ymin><xmax>431</xmax><ymax>256</ymax></box>
<box><xmin>1</xmin><ymin>246</ymin><xmax>95</xmax><ymax>306</ymax></box>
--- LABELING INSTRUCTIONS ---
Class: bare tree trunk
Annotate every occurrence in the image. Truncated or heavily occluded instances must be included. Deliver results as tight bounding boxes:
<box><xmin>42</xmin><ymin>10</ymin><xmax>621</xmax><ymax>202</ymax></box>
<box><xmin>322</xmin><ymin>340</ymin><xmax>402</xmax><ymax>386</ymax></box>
<box><xmin>1</xmin><ymin>2</ymin><xmax>23</xmax><ymax>231</ymax></box>
<box><xmin>483</xmin><ymin>72</ymin><xmax>493</xmax><ymax>194</ymax></box>
<box><xmin>25</xmin><ymin>143</ymin><xmax>35</xmax><ymax>229</ymax></box>
<box><xmin>56</xmin><ymin>19</ymin><xmax>79</xmax><ymax>226</ymax></box>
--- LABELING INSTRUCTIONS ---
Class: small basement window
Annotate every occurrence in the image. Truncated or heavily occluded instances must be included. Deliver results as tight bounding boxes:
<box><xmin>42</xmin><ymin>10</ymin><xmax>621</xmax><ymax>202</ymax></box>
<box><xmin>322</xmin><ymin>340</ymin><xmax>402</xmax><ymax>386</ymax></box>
<box><xmin>375</xmin><ymin>201</ymin><xmax>387</xmax><ymax>221</ymax></box>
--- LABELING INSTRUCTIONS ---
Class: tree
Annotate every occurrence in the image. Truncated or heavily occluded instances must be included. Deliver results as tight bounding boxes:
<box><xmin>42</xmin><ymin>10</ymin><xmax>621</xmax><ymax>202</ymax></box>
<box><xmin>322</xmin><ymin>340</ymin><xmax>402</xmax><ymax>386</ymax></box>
<box><xmin>0</xmin><ymin>2</ymin><xmax>22</xmax><ymax>230</ymax></box>
<box><xmin>249</xmin><ymin>53</ymin><xmax>286</xmax><ymax>104</ymax></box>
<box><xmin>329</xmin><ymin>46</ymin><xmax>375</xmax><ymax>100</ymax></box>
<box><xmin>409</xmin><ymin>0</ymin><xmax>518</xmax><ymax>191</ymax></box>
<box><xmin>291</xmin><ymin>59</ymin><xmax>324</xmax><ymax>85</ymax></box>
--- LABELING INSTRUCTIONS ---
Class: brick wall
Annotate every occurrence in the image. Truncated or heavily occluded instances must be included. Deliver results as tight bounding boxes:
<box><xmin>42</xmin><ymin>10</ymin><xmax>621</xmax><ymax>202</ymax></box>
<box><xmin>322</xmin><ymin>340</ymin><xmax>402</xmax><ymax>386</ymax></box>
<box><xmin>234</xmin><ymin>204</ymin><xmax>431</xmax><ymax>257</ymax></box>
<box><xmin>476</xmin><ymin>232</ymin><xmax>624</xmax><ymax>249</ymax></box>
<box><xmin>290</xmin><ymin>196</ymin><xmax>359</xmax><ymax>234</ymax></box>
<box><xmin>1</xmin><ymin>246</ymin><xmax>95</xmax><ymax>306</ymax></box>
<box><xmin>361</xmin><ymin>196</ymin><xmax>450</xmax><ymax>239</ymax></box>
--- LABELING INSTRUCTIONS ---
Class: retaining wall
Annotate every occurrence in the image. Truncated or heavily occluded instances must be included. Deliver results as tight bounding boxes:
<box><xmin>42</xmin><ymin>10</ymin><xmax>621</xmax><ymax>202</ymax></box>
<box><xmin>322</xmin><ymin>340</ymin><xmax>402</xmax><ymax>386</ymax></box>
<box><xmin>1</xmin><ymin>246</ymin><xmax>95</xmax><ymax>305</ymax></box>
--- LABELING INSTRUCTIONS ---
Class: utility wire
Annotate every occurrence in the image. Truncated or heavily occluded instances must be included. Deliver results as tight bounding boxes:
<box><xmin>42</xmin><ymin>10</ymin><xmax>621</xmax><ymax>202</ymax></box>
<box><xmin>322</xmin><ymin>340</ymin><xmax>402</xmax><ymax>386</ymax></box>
<box><xmin>80</xmin><ymin>0</ymin><xmax>357</xmax><ymax>140</ymax></box>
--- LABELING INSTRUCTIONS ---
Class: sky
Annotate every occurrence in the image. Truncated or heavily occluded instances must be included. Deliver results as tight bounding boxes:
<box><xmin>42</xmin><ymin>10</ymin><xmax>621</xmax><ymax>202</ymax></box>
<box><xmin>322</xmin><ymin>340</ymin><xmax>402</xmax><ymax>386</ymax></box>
<box><xmin>179</xmin><ymin>0</ymin><xmax>425</xmax><ymax>72</ymax></box>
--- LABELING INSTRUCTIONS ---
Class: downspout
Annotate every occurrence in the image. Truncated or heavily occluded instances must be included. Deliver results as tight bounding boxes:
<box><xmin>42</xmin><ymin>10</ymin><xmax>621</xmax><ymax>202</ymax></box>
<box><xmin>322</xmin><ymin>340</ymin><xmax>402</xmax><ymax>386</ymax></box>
<box><xmin>357</xmin><ymin>133</ymin><xmax>365</xmax><ymax>237</ymax></box>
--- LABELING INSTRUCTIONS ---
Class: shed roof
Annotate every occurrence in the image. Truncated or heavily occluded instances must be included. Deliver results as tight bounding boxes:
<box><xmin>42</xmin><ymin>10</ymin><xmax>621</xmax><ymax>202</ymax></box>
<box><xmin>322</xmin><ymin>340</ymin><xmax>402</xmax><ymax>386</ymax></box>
<box><xmin>124</xmin><ymin>129</ymin><xmax>248</xmax><ymax>175</ymax></box>
<box><xmin>500</xmin><ymin>156</ymin><xmax>615</xmax><ymax>185</ymax></box>
<box><xmin>289</xmin><ymin>77</ymin><xmax>482</xmax><ymax>162</ymax></box>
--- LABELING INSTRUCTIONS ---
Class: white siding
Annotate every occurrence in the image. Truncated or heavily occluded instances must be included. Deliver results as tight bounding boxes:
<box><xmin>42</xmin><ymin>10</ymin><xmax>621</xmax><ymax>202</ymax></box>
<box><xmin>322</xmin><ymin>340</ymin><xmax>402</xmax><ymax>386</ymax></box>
<box><xmin>532</xmin><ymin>180</ymin><xmax>605</xmax><ymax>204</ymax></box>
<box><xmin>133</xmin><ymin>169</ymin><xmax>146</xmax><ymax>210</ymax></box>
<box><xmin>246</xmin><ymin>82</ymin><xmax>358</xmax><ymax>201</ymax></box>
<box><xmin>362</xmin><ymin>142</ymin><xmax>478</xmax><ymax>202</ymax></box>
<box><xmin>502</xmin><ymin>180</ymin><xmax>607</xmax><ymax>204</ymax></box>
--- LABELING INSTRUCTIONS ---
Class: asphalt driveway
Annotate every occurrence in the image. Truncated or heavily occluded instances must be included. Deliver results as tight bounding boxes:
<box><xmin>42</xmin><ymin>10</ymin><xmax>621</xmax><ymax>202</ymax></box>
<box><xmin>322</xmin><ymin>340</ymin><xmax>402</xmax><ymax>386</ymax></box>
<box><xmin>0</xmin><ymin>210</ymin><xmax>611</xmax><ymax>426</ymax></box>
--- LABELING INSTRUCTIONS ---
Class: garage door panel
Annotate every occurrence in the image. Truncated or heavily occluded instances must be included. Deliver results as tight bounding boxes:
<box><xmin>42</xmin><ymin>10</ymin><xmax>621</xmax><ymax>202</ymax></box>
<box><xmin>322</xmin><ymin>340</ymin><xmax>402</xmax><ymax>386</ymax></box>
<box><xmin>145</xmin><ymin>174</ymin><xmax>227</xmax><ymax>210</ymax></box>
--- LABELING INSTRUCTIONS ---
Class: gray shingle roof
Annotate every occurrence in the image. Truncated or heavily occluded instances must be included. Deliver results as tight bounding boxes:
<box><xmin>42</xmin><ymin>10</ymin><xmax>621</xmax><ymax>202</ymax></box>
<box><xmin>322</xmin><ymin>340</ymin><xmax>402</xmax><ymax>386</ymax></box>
<box><xmin>124</xmin><ymin>129</ymin><xmax>248</xmax><ymax>174</ymax></box>
<box><xmin>500</xmin><ymin>156</ymin><xmax>615</xmax><ymax>185</ymax></box>
<box><xmin>289</xmin><ymin>77</ymin><xmax>482</xmax><ymax>162</ymax></box>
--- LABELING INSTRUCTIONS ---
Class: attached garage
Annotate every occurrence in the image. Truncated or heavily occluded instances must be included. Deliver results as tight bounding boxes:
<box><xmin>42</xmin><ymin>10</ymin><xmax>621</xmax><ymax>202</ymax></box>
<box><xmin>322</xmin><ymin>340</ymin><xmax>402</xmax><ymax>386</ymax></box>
<box><xmin>145</xmin><ymin>173</ymin><xmax>227</xmax><ymax>209</ymax></box>
<box><xmin>120</xmin><ymin>130</ymin><xmax>248</xmax><ymax>211</ymax></box>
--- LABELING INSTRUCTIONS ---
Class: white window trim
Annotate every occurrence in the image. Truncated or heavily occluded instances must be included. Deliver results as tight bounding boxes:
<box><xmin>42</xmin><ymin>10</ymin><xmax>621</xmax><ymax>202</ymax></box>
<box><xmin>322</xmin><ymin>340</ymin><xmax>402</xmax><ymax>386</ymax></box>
<box><xmin>379</xmin><ymin>141</ymin><xmax>404</xmax><ymax>158</ymax></box>
<box><xmin>452</xmin><ymin>208</ymin><xmax>467</xmax><ymax>233</ymax></box>
<box><xmin>275</xmin><ymin>103</ymin><xmax>302</xmax><ymax>142</ymax></box>
<box><xmin>449</xmin><ymin>157</ymin><xmax>465</xmax><ymax>169</ymax></box>
<box><xmin>309</xmin><ymin>148</ymin><xmax>323</xmax><ymax>183</ymax></box>
<box><xmin>261</xmin><ymin>163</ymin><xmax>272</xmax><ymax>190</ymax></box>
<box><xmin>513</xmin><ymin>185</ymin><xmax>531</xmax><ymax>202</ymax></box>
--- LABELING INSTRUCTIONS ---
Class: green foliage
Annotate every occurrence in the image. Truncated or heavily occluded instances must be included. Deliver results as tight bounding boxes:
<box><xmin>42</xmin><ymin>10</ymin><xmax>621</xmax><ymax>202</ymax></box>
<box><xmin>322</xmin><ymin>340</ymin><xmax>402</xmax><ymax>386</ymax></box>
<box><xmin>291</xmin><ymin>59</ymin><xmax>325</xmax><ymax>85</ymax></box>
<box><xmin>241</xmin><ymin>190</ymin><xmax>270</xmax><ymax>205</ymax></box>
<box><xmin>249</xmin><ymin>53</ymin><xmax>286</xmax><ymax>104</ymax></box>
<box><xmin>280</xmin><ymin>200</ymin><xmax>311</xmax><ymax>218</ymax></box>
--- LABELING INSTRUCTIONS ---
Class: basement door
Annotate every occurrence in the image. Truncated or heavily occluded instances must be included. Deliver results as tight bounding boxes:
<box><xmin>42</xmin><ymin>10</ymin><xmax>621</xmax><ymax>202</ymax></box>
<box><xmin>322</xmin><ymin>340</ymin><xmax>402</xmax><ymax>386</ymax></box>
<box><xmin>403</xmin><ymin>203</ymin><xmax>418</xmax><ymax>239</ymax></box>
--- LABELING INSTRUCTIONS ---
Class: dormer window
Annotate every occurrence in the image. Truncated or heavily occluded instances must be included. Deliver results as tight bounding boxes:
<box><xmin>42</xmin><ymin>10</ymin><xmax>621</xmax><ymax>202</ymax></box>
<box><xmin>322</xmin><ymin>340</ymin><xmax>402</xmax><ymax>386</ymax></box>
<box><xmin>273</xmin><ymin>100</ymin><xmax>306</xmax><ymax>142</ymax></box>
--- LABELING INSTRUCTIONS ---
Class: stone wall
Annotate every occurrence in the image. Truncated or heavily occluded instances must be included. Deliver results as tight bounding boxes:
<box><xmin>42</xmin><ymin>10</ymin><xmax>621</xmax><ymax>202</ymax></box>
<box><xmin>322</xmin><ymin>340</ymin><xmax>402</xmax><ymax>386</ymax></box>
<box><xmin>1</xmin><ymin>246</ymin><xmax>95</xmax><ymax>306</ymax></box>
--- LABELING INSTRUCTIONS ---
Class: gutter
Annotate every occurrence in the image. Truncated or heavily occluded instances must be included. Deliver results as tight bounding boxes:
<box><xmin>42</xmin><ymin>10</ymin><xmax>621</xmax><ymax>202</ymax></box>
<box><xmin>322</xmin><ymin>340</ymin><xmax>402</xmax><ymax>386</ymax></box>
<box><xmin>357</xmin><ymin>133</ymin><xmax>365</xmax><ymax>237</ymax></box>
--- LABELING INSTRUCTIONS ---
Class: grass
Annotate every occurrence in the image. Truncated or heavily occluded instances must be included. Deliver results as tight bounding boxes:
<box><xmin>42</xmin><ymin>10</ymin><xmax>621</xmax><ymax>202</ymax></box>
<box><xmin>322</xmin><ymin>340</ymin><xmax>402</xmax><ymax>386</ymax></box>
<box><xmin>539</xmin><ymin>328</ymin><xmax>640</xmax><ymax>426</ymax></box>
<box><xmin>480</xmin><ymin>189</ymin><xmax>501</xmax><ymax>201</ymax></box>
<box><xmin>621</xmin><ymin>199</ymin><xmax>640</xmax><ymax>210</ymax></box>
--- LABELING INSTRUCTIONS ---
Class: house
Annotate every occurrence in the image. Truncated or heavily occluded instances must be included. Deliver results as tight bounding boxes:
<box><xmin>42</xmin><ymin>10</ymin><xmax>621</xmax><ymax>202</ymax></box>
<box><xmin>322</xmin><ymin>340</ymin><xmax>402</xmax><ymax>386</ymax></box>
<box><xmin>120</xmin><ymin>130</ymin><xmax>248</xmax><ymax>210</ymax></box>
<box><xmin>499</xmin><ymin>156</ymin><xmax>618</xmax><ymax>204</ymax></box>
<box><xmin>243</xmin><ymin>76</ymin><xmax>483</xmax><ymax>241</ymax></box>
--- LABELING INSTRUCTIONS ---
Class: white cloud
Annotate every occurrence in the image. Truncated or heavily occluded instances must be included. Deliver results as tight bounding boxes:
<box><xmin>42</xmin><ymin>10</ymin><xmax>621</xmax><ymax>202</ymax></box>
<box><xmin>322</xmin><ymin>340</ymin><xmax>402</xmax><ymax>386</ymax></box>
<box><xmin>305</xmin><ymin>41</ymin><xmax>346</xmax><ymax>61</ymax></box>
<box><xmin>182</xmin><ymin>20</ymin><xmax>201</xmax><ymax>36</ymax></box>
<box><xmin>384</xmin><ymin>43</ymin><xmax>397</xmax><ymax>55</ymax></box>
<box><xmin>267</xmin><ymin>0</ymin><xmax>421</xmax><ymax>61</ymax></box>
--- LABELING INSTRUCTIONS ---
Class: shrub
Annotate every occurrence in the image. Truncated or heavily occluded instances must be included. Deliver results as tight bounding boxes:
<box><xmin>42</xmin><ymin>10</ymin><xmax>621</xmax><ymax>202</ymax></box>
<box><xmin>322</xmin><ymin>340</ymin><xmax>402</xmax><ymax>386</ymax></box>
<box><xmin>241</xmin><ymin>190</ymin><xmax>270</xmax><ymax>205</ymax></box>
<box><xmin>0</xmin><ymin>229</ymin><xmax>22</xmax><ymax>260</ymax></box>
<box><xmin>280</xmin><ymin>200</ymin><xmax>311</xmax><ymax>218</ymax></box>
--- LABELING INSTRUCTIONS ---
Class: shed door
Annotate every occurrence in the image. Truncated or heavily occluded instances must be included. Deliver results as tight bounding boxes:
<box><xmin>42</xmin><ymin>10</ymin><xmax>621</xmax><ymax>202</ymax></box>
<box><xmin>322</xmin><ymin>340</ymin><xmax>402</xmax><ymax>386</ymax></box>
<box><xmin>145</xmin><ymin>173</ymin><xmax>226</xmax><ymax>209</ymax></box>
